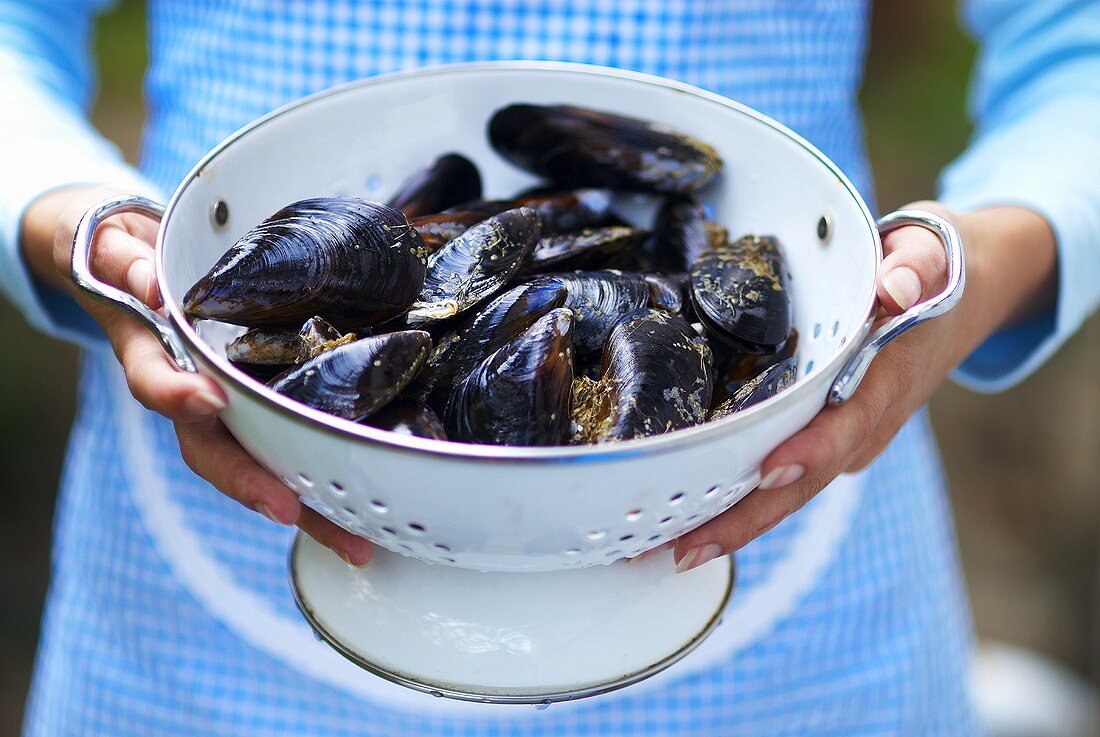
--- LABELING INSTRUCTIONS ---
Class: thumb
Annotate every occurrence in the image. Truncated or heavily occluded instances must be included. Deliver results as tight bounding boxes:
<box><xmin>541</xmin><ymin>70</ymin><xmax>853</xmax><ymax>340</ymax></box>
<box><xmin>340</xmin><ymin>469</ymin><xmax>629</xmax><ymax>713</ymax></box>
<box><xmin>876</xmin><ymin>206</ymin><xmax>952</xmax><ymax>315</ymax></box>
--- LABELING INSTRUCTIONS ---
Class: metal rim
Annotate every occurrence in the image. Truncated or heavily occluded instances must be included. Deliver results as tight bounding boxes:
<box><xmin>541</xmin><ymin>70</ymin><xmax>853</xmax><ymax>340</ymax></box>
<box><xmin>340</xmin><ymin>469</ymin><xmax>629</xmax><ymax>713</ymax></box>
<box><xmin>156</xmin><ymin>60</ymin><xmax>881</xmax><ymax>463</ymax></box>
<box><xmin>287</xmin><ymin>534</ymin><xmax>736</xmax><ymax>704</ymax></box>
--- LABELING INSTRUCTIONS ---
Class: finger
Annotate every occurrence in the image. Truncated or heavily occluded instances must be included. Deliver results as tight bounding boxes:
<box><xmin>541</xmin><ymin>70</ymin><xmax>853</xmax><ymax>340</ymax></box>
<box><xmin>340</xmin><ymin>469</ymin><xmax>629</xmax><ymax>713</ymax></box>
<box><xmin>107</xmin><ymin>317</ymin><xmax>227</xmax><ymax>422</ymax></box>
<box><xmin>296</xmin><ymin>506</ymin><xmax>374</xmax><ymax>567</ymax></box>
<box><xmin>72</xmin><ymin>225</ymin><xmax>162</xmax><ymax>310</ymax></box>
<box><xmin>877</xmin><ymin>224</ymin><xmax>948</xmax><ymax>314</ymax></box>
<box><xmin>175</xmin><ymin>419</ymin><xmax>302</xmax><ymax>525</ymax></box>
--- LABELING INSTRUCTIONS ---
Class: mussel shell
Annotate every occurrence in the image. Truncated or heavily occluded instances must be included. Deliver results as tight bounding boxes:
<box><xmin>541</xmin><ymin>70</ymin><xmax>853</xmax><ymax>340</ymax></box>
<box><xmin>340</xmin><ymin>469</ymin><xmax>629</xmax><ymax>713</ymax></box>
<box><xmin>709</xmin><ymin>357</ymin><xmax>797</xmax><ymax>420</ymax></box>
<box><xmin>689</xmin><ymin>234</ymin><xmax>791</xmax><ymax>353</ymax></box>
<box><xmin>409</xmin><ymin>210</ymin><xmax>488</xmax><ymax>252</ymax></box>
<box><xmin>488</xmin><ymin>104</ymin><xmax>723</xmax><ymax>194</ymax></box>
<box><xmin>578</xmin><ymin>308</ymin><xmax>713</xmax><ymax>442</ymax></box>
<box><xmin>270</xmin><ymin>330</ymin><xmax>431</xmax><ymax>421</ymax></box>
<box><xmin>643</xmin><ymin>273</ymin><xmax>683</xmax><ymax>314</ymax></box>
<box><xmin>412</xmin><ymin>281</ymin><xmax>569</xmax><ymax>405</ymax></box>
<box><xmin>183</xmin><ymin>198</ymin><xmax>427</xmax><ymax>328</ymax></box>
<box><xmin>444</xmin><ymin>308</ymin><xmax>574</xmax><ymax>446</ymax></box>
<box><xmin>712</xmin><ymin>328</ymin><xmax>799</xmax><ymax>405</ymax></box>
<box><xmin>533</xmin><ymin>270</ymin><xmax>650</xmax><ymax>356</ymax></box>
<box><xmin>363</xmin><ymin>400</ymin><xmax>448</xmax><ymax>440</ymax></box>
<box><xmin>527</xmin><ymin>226</ymin><xmax>649</xmax><ymax>273</ymax></box>
<box><xmin>387</xmin><ymin>153</ymin><xmax>482</xmax><ymax>218</ymax></box>
<box><xmin>226</xmin><ymin>316</ymin><xmax>347</xmax><ymax>378</ymax></box>
<box><xmin>645</xmin><ymin>197</ymin><xmax>709</xmax><ymax>272</ymax></box>
<box><xmin>512</xmin><ymin>189</ymin><xmax>617</xmax><ymax>235</ymax></box>
<box><xmin>407</xmin><ymin>207</ymin><xmax>542</xmax><ymax>324</ymax></box>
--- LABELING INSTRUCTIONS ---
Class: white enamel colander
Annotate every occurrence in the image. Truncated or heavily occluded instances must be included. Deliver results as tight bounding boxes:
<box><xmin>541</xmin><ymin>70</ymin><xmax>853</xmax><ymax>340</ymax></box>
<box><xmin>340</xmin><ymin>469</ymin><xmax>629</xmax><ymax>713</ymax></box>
<box><xmin>72</xmin><ymin>62</ymin><xmax>963</xmax><ymax>704</ymax></box>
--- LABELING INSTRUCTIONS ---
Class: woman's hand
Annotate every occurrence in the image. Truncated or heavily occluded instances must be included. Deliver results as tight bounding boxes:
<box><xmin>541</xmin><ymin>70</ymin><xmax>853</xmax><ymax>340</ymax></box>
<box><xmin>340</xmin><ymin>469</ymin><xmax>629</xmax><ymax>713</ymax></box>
<box><xmin>670</xmin><ymin>201</ymin><xmax>1058</xmax><ymax>573</ymax></box>
<box><xmin>21</xmin><ymin>185</ymin><xmax>373</xmax><ymax>566</ymax></box>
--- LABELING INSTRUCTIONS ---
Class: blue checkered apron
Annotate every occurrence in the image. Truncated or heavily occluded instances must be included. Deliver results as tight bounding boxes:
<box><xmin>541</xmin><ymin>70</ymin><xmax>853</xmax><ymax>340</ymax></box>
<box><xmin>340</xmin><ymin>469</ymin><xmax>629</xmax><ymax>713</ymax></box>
<box><xmin>23</xmin><ymin>2</ymin><xmax>980</xmax><ymax>734</ymax></box>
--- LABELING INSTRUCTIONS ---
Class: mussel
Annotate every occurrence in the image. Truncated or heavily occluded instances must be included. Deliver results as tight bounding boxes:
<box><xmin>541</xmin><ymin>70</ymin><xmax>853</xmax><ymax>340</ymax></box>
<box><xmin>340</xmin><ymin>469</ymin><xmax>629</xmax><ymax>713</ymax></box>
<box><xmin>713</xmin><ymin>329</ymin><xmax>799</xmax><ymax>405</ymax></box>
<box><xmin>690</xmin><ymin>234</ymin><xmax>791</xmax><ymax>353</ymax></box>
<box><xmin>645</xmin><ymin>197</ymin><xmax>709</xmax><ymax>272</ymax></box>
<box><xmin>184</xmin><ymin>198</ymin><xmax>427</xmax><ymax>328</ymax></box>
<box><xmin>513</xmin><ymin>189</ymin><xmax>617</xmax><ymax>234</ymax></box>
<box><xmin>407</xmin><ymin>207</ymin><xmax>541</xmax><ymax>324</ymax></box>
<box><xmin>527</xmin><ymin>226</ymin><xmax>649</xmax><ymax>272</ymax></box>
<box><xmin>709</xmin><ymin>358</ymin><xmax>797</xmax><ymax>420</ymax></box>
<box><xmin>445</xmin><ymin>308</ymin><xmax>574</xmax><ymax>446</ymax></box>
<box><xmin>409</xmin><ymin>210</ymin><xmax>489</xmax><ymax>252</ymax></box>
<box><xmin>270</xmin><ymin>330</ymin><xmax>431</xmax><ymax>421</ymax></box>
<box><xmin>227</xmin><ymin>316</ymin><xmax>352</xmax><ymax>380</ymax></box>
<box><xmin>387</xmin><ymin>153</ymin><xmax>482</xmax><ymax>218</ymax></box>
<box><xmin>488</xmin><ymin>104</ymin><xmax>723</xmax><ymax>194</ymax></box>
<box><xmin>533</xmin><ymin>270</ymin><xmax>650</xmax><ymax>356</ymax></box>
<box><xmin>642</xmin><ymin>273</ymin><xmax>683</xmax><ymax>314</ymax></box>
<box><xmin>412</xmin><ymin>280</ymin><xmax>568</xmax><ymax>404</ymax></box>
<box><xmin>363</xmin><ymin>400</ymin><xmax>448</xmax><ymax>440</ymax></box>
<box><xmin>572</xmin><ymin>308</ymin><xmax>713</xmax><ymax>442</ymax></box>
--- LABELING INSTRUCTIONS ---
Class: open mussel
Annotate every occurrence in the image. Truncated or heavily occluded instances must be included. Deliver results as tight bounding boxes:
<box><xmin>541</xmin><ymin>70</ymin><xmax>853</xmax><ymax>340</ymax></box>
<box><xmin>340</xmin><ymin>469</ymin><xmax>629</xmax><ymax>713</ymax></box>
<box><xmin>412</xmin><ymin>281</ymin><xmax>568</xmax><ymax>405</ymax></box>
<box><xmin>387</xmin><ymin>153</ymin><xmax>482</xmax><ymax>218</ymax></box>
<box><xmin>489</xmin><ymin>104</ymin><xmax>723</xmax><ymax>194</ymax></box>
<box><xmin>527</xmin><ymin>226</ymin><xmax>649</xmax><ymax>273</ymax></box>
<box><xmin>363</xmin><ymin>400</ymin><xmax>448</xmax><ymax>440</ymax></box>
<box><xmin>184</xmin><ymin>198</ymin><xmax>427</xmax><ymax>329</ymax></box>
<box><xmin>572</xmin><ymin>308</ymin><xmax>713</xmax><ymax>442</ymax></box>
<box><xmin>710</xmin><ymin>357</ymin><xmax>797</xmax><ymax>420</ymax></box>
<box><xmin>407</xmin><ymin>207</ymin><xmax>541</xmax><ymax>324</ymax></box>
<box><xmin>533</xmin><ymin>270</ymin><xmax>650</xmax><ymax>356</ymax></box>
<box><xmin>445</xmin><ymin>309</ymin><xmax>574</xmax><ymax>446</ymax></box>
<box><xmin>690</xmin><ymin>234</ymin><xmax>791</xmax><ymax>353</ymax></box>
<box><xmin>270</xmin><ymin>330</ymin><xmax>431</xmax><ymax>421</ymax></box>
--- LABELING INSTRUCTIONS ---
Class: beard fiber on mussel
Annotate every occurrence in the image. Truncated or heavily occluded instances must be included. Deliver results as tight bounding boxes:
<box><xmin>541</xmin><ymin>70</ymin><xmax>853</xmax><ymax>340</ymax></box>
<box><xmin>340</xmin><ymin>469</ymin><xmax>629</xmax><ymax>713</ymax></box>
<box><xmin>407</xmin><ymin>207</ymin><xmax>541</xmax><ymax>324</ymax></box>
<box><xmin>270</xmin><ymin>330</ymin><xmax>431</xmax><ymax>421</ymax></box>
<box><xmin>488</xmin><ymin>104</ymin><xmax>723</xmax><ymax>194</ymax></box>
<box><xmin>444</xmin><ymin>308</ymin><xmax>574</xmax><ymax>446</ymax></box>
<box><xmin>227</xmin><ymin>316</ymin><xmax>353</xmax><ymax>380</ymax></box>
<box><xmin>572</xmin><ymin>308</ymin><xmax>713</xmax><ymax>442</ymax></box>
<box><xmin>363</xmin><ymin>400</ymin><xmax>448</xmax><ymax>440</ymax></box>
<box><xmin>183</xmin><ymin>198</ymin><xmax>427</xmax><ymax>329</ymax></box>
<box><xmin>411</xmin><ymin>280</ymin><xmax>569</xmax><ymax>406</ymax></box>
<box><xmin>690</xmin><ymin>234</ymin><xmax>791</xmax><ymax>353</ymax></box>
<box><xmin>387</xmin><ymin>153</ymin><xmax>482</xmax><ymax>218</ymax></box>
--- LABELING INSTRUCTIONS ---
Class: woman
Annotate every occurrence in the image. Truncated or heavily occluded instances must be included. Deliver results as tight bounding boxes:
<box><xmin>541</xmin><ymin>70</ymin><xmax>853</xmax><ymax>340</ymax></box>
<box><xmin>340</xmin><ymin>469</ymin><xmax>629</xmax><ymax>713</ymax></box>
<box><xmin>2</xmin><ymin>1</ymin><xmax>1098</xmax><ymax>735</ymax></box>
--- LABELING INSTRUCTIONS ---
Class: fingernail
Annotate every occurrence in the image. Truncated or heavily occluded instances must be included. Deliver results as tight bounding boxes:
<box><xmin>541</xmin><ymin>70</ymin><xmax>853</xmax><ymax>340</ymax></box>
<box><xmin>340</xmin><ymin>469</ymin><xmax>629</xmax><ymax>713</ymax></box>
<box><xmin>883</xmin><ymin>267</ymin><xmax>921</xmax><ymax>310</ymax></box>
<box><xmin>183</xmin><ymin>390</ymin><xmax>226</xmax><ymax>417</ymax></box>
<box><xmin>676</xmin><ymin>543</ymin><xmax>722</xmax><ymax>574</ymax></box>
<box><xmin>255</xmin><ymin>502</ymin><xmax>286</xmax><ymax>526</ymax></box>
<box><xmin>760</xmin><ymin>464</ymin><xmax>804</xmax><ymax>490</ymax></box>
<box><xmin>126</xmin><ymin>259</ymin><xmax>155</xmax><ymax>304</ymax></box>
<box><xmin>334</xmin><ymin>547</ymin><xmax>369</xmax><ymax>568</ymax></box>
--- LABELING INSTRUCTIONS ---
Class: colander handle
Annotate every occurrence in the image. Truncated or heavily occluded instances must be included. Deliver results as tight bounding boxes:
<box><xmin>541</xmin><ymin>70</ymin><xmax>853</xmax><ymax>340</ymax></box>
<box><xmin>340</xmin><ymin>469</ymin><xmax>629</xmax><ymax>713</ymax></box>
<box><xmin>71</xmin><ymin>195</ymin><xmax>197</xmax><ymax>372</ymax></box>
<box><xmin>827</xmin><ymin>209</ymin><xmax>965</xmax><ymax>406</ymax></box>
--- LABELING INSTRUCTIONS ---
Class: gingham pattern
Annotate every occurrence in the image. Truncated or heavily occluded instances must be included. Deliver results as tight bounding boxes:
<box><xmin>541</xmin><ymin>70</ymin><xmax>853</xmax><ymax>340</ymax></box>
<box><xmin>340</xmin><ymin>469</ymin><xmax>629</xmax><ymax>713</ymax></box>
<box><xmin>22</xmin><ymin>2</ymin><xmax>981</xmax><ymax>735</ymax></box>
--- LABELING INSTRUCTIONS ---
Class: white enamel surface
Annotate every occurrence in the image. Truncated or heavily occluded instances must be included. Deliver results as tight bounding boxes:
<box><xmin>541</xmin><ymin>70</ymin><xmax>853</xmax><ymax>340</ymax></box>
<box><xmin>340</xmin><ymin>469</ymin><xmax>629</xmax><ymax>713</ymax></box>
<box><xmin>155</xmin><ymin>64</ymin><xmax>878</xmax><ymax>572</ymax></box>
<box><xmin>292</xmin><ymin>535</ymin><xmax>731</xmax><ymax>699</ymax></box>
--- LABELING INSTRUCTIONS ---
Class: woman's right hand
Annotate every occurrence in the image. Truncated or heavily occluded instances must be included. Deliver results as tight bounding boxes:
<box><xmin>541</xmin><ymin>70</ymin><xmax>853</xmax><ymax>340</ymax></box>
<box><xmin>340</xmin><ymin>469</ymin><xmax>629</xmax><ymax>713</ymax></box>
<box><xmin>21</xmin><ymin>185</ymin><xmax>373</xmax><ymax>566</ymax></box>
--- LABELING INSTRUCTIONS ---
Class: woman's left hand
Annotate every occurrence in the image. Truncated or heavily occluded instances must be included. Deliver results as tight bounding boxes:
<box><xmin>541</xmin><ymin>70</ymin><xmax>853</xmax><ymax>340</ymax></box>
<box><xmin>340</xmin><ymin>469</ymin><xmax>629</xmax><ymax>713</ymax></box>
<box><xmin>670</xmin><ymin>200</ymin><xmax>1058</xmax><ymax>573</ymax></box>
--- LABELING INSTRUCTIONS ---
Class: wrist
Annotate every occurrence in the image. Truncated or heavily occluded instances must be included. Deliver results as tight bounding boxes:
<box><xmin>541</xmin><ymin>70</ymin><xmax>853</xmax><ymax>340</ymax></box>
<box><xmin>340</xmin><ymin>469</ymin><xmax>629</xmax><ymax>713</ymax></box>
<box><xmin>954</xmin><ymin>205</ymin><xmax>1057</xmax><ymax>342</ymax></box>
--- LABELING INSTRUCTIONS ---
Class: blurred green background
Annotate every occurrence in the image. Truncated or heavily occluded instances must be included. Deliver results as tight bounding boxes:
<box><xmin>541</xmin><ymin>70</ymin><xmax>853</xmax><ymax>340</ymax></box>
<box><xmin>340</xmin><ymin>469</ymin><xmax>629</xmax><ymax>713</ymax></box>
<box><xmin>1</xmin><ymin>1</ymin><xmax>1097</xmax><ymax>733</ymax></box>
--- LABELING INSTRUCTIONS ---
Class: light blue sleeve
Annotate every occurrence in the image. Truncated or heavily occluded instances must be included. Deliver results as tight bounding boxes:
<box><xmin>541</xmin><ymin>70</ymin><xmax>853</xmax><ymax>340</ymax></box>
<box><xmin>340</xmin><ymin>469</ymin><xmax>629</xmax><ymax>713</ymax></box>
<box><xmin>940</xmin><ymin>0</ymin><xmax>1100</xmax><ymax>392</ymax></box>
<box><xmin>0</xmin><ymin>0</ymin><xmax>159</xmax><ymax>351</ymax></box>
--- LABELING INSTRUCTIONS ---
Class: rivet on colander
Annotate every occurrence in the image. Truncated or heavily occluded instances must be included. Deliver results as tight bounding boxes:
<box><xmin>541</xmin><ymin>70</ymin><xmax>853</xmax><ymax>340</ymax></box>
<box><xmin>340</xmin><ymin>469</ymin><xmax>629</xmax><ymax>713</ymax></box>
<box><xmin>369</xmin><ymin>500</ymin><xmax>388</xmax><ymax>514</ymax></box>
<box><xmin>211</xmin><ymin>199</ymin><xmax>230</xmax><ymax>229</ymax></box>
<box><xmin>816</xmin><ymin>214</ymin><xmax>832</xmax><ymax>243</ymax></box>
<box><xmin>586</xmin><ymin>529</ymin><xmax>607</xmax><ymax>540</ymax></box>
<box><xmin>625</xmin><ymin>508</ymin><xmax>644</xmax><ymax>521</ymax></box>
<box><xmin>668</xmin><ymin>492</ymin><xmax>685</xmax><ymax>505</ymax></box>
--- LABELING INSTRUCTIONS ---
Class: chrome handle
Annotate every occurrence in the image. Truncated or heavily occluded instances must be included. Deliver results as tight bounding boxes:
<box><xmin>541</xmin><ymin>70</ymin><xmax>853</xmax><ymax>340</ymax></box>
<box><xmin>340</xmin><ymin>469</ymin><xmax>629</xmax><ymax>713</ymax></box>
<box><xmin>70</xmin><ymin>195</ymin><xmax>196</xmax><ymax>372</ymax></box>
<box><xmin>827</xmin><ymin>209</ymin><xmax>965</xmax><ymax>405</ymax></box>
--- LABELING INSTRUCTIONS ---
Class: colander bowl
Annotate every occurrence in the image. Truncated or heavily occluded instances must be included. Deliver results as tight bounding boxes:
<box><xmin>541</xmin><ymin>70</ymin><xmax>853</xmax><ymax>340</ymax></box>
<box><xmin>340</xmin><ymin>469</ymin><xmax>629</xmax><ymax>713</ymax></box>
<box><xmin>72</xmin><ymin>62</ymin><xmax>963</xmax><ymax>704</ymax></box>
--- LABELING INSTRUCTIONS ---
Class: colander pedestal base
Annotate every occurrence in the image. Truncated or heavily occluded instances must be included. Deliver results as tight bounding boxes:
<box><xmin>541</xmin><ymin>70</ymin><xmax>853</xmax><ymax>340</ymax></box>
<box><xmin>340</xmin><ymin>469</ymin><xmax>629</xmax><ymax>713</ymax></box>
<box><xmin>290</xmin><ymin>534</ymin><xmax>734</xmax><ymax>704</ymax></box>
